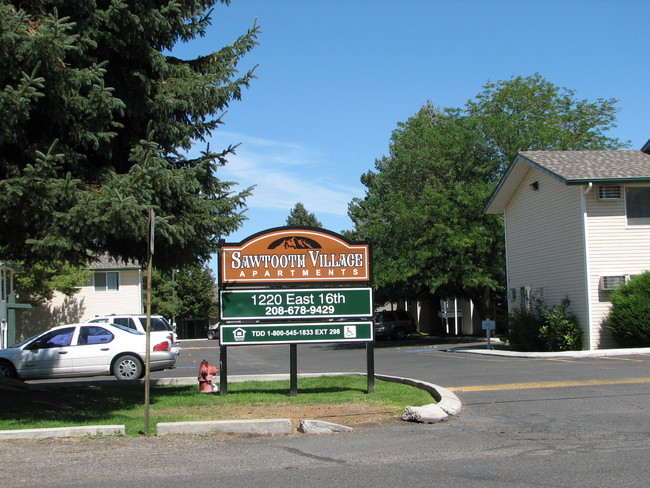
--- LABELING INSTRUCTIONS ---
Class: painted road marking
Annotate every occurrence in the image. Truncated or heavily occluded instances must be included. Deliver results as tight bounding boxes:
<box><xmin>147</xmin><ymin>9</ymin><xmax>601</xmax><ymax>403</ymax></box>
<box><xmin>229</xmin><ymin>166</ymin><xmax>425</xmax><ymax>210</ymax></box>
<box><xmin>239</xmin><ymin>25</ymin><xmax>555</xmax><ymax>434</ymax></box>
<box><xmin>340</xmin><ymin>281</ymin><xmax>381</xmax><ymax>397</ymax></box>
<box><xmin>601</xmin><ymin>356</ymin><xmax>645</xmax><ymax>362</ymax></box>
<box><xmin>448</xmin><ymin>377</ymin><xmax>650</xmax><ymax>392</ymax></box>
<box><xmin>424</xmin><ymin>352</ymin><xmax>509</xmax><ymax>361</ymax></box>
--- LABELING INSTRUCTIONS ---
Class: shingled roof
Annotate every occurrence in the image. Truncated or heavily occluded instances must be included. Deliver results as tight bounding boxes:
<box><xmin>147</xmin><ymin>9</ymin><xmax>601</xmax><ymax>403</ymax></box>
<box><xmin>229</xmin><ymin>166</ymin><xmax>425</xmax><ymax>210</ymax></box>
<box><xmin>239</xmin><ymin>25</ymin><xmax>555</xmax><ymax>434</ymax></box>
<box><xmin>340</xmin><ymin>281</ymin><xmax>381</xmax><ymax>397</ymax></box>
<box><xmin>88</xmin><ymin>255</ymin><xmax>141</xmax><ymax>270</ymax></box>
<box><xmin>485</xmin><ymin>149</ymin><xmax>650</xmax><ymax>215</ymax></box>
<box><xmin>518</xmin><ymin>150</ymin><xmax>650</xmax><ymax>183</ymax></box>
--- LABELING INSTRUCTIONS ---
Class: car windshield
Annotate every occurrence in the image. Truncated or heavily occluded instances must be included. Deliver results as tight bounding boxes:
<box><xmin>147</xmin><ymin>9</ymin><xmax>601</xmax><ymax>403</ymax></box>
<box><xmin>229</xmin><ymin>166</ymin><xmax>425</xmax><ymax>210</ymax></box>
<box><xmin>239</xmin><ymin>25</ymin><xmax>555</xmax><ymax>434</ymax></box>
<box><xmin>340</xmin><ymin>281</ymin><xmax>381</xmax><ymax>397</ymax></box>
<box><xmin>14</xmin><ymin>327</ymin><xmax>76</xmax><ymax>348</ymax></box>
<box><xmin>11</xmin><ymin>332</ymin><xmax>44</xmax><ymax>348</ymax></box>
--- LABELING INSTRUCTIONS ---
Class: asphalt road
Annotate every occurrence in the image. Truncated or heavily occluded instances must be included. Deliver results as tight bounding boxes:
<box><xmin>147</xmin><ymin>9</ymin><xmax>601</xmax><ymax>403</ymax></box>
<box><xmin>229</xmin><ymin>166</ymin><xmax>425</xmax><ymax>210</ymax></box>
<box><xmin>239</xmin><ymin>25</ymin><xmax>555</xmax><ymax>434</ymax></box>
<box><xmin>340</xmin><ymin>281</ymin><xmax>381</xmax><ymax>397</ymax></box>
<box><xmin>5</xmin><ymin>337</ymin><xmax>650</xmax><ymax>487</ymax></box>
<box><xmin>161</xmin><ymin>337</ymin><xmax>650</xmax><ymax>390</ymax></box>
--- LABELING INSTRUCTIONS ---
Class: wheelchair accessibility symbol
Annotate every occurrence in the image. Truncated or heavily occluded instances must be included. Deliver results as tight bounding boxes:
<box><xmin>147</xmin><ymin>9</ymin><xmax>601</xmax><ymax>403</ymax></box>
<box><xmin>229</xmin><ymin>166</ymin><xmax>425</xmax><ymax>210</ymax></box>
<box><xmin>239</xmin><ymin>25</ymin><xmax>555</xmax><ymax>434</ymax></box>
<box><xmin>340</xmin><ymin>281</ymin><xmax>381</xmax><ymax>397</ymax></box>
<box><xmin>344</xmin><ymin>325</ymin><xmax>357</xmax><ymax>338</ymax></box>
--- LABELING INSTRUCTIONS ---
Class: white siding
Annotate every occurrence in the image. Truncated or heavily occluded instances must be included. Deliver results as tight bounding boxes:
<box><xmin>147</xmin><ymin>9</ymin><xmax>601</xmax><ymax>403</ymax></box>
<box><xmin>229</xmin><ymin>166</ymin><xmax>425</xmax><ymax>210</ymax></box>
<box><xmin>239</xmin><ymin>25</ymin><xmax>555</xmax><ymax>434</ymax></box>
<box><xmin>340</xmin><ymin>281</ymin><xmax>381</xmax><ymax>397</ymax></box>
<box><xmin>505</xmin><ymin>168</ymin><xmax>589</xmax><ymax>346</ymax></box>
<box><xmin>585</xmin><ymin>184</ymin><xmax>650</xmax><ymax>348</ymax></box>
<box><xmin>16</xmin><ymin>269</ymin><xmax>143</xmax><ymax>339</ymax></box>
<box><xmin>77</xmin><ymin>269</ymin><xmax>143</xmax><ymax>322</ymax></box>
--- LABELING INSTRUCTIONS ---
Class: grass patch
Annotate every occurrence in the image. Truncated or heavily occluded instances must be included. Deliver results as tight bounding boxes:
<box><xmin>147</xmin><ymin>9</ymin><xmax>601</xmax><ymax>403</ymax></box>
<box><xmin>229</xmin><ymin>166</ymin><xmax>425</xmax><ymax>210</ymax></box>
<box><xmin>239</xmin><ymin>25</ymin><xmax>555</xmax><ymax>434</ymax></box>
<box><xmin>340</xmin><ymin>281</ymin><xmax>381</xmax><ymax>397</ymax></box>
<box><xmin>0</xmin><ymin>376</ymin><xmax>434</xmax><ymax>435</ymax></box>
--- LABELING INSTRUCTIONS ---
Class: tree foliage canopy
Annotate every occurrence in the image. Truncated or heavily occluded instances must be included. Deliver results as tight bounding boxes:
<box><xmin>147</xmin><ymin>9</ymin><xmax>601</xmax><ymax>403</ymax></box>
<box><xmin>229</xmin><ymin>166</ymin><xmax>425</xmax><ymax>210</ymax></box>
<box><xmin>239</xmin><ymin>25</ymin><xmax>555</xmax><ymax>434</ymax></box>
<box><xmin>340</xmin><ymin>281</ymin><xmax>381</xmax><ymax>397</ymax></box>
<box><xmin>150</xmin><ymin>264</ymin><xmax>217</xmax><ymax>321</ymax></box>
<box><xmin>349</xmin><ymin>103</ymin><xmax>504</xmax><ymax>308</ymax></box>
<box><xmin>286</xmin><ymin>202</ymin><xmax>322</xmax><ymax>228</ymax></box>
<box><xmin>462</xmin><ymin>73</ymin><xmax>627</xmax><ymax>173</ymax></box>
<box><xmin>0</xmin><ymin>1</ymin><xmax>258</xmax><ymax>271</ymax></box>
<box><xmin>349</xmin><ymin>74</ymin><xmax>628</xmax><ymax>315</ymax></box>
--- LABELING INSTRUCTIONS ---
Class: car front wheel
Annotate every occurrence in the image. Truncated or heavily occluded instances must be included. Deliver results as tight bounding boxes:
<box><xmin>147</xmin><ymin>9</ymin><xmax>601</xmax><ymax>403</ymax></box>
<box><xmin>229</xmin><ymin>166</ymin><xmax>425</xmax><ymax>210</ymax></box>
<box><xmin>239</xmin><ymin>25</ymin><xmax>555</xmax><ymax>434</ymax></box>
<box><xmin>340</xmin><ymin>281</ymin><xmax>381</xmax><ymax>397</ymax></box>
<box><xmin>392</xmin><ymin>327</ymin><xmax>407</xmax><ymax>340</ymax></box>
<box><xmin>0</xmin><ymin>360</ymin><xmax>17</xmax><ymax>379</ymax></box>
<box><xmin>113</xmin><ymin>355</ymin><xmax>143</xmax><ymax>380</ymax></box>
<box><xmin>207</xmin><ymin>330</ymin><xmax>216</xmax><ymax>340</ymax></box>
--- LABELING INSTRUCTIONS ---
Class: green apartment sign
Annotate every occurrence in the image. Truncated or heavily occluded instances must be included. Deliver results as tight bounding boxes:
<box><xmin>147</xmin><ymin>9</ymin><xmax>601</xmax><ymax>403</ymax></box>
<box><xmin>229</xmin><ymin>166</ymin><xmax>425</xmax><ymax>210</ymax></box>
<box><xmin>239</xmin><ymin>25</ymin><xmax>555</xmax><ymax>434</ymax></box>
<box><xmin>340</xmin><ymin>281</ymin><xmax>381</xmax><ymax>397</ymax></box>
<box><xmin>217</xmin><ymin>227</ymin><xmax>375</xmax><ymax>395</ymax></box>
<box><xmin>220</xmin><ymin>321</ymin><xmax>373</xmax><ymax>346</ymax></box>
<box><xmin>220</xmin><ymin>287</ymin><xmax>373</xmax><ymax>320</ymax></box>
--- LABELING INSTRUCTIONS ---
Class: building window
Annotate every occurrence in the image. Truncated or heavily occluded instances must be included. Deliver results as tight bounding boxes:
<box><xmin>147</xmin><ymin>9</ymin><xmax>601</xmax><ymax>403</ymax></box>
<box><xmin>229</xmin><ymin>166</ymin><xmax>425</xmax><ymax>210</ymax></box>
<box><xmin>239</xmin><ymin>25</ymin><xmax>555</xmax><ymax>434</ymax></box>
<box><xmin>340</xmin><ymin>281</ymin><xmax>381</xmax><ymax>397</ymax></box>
<box><xmin>94</xmin><ymin>271</ymin><xmax>119</xmax><ymax>291</ymax></box>
<box><xmin>519</xmin><ymin>285</ymin><xmax>532</xmax><ymax>309</ymax></box>
<box><xmin>626</xmin><ymin>187</ymin><xmax>650</xmax><ymax>226</ymax></box>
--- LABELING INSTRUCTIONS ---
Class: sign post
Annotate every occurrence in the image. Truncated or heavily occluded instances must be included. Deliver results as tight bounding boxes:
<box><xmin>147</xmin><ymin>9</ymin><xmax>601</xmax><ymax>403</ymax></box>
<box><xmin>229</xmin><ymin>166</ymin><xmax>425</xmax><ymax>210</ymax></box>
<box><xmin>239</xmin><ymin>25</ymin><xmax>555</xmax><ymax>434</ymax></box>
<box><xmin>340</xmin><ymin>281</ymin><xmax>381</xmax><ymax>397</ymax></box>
<box><xmin>482</xmin><ymin>319</ymin><xmax>496</xmax><ymax>350</ymax></box>
<box><xmin>144</xmin><ymin>209</ymin><xmax>155</xmax><ymax>436</ymax></box>
<box><xmin>217</xmin><ymin>227</ymin><xmax>374</xmax><ymax>395</ymax></box>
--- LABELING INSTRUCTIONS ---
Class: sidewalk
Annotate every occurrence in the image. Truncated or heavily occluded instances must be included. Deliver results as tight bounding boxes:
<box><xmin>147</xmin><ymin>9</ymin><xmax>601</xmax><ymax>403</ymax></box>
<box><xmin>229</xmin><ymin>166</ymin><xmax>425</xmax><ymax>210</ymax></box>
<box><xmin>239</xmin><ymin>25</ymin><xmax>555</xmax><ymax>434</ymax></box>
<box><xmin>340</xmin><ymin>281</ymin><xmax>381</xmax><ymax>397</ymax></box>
<box><xmin>445</xmin><ymin>338</ymin><xmax>650</xmax><ymax>358</ymax></box>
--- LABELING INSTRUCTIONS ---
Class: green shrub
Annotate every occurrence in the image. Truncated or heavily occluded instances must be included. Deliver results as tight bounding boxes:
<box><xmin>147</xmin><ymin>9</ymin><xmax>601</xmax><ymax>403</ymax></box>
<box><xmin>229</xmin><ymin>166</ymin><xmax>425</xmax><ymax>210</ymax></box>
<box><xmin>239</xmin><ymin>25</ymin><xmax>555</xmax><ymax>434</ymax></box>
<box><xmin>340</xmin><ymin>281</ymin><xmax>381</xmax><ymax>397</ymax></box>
<box><xmin>606</xmin><ymin>271</ymin><xmax>650</xmax><ymax>347</ymax></box>
<box><xmin>506</xmin><ymin>304</ymin><xmax>545</xmax><ymax>351</ymax></box>
<box><xmin>538</xmin><ymin>298</ymin><xmax>582</xmax><ymax>351</ymax></box>
<box><xmin>507</xmin><ymin>295</ymin><xmax>582</xmax><ymax>352</ymax></box>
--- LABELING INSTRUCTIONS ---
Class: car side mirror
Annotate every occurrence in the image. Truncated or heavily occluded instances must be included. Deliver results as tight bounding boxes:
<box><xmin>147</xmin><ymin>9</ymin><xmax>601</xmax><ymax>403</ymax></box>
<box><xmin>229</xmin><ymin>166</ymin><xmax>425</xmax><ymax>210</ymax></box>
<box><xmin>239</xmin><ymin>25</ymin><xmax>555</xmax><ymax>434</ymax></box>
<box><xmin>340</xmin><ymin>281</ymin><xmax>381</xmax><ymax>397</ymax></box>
<box><xmin>25</xmin><ymin>340</ymin><xmax>44</xmax><ymax>351</ymax></box>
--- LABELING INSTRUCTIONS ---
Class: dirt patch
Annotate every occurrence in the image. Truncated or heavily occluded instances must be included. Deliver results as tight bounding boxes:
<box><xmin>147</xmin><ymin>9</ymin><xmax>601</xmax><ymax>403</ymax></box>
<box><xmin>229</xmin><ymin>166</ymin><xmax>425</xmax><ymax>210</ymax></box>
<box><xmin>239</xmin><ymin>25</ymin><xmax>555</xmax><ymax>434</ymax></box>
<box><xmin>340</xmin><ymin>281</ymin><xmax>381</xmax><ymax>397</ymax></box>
<box><xmin>207</xmin><ymin>402</ymin><xmax>403</xmax><ymax>430</ymax></box>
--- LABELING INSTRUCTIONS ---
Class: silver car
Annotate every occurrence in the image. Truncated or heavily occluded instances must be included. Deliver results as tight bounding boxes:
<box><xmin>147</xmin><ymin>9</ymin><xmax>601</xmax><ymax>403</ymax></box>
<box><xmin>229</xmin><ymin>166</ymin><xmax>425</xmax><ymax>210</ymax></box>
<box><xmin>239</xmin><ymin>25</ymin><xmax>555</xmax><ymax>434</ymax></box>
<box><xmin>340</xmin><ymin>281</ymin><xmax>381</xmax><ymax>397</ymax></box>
<box><xmin>0</xmin><ymin>323</ymin><xmax>177</xmax><ymax>381</ymax></box>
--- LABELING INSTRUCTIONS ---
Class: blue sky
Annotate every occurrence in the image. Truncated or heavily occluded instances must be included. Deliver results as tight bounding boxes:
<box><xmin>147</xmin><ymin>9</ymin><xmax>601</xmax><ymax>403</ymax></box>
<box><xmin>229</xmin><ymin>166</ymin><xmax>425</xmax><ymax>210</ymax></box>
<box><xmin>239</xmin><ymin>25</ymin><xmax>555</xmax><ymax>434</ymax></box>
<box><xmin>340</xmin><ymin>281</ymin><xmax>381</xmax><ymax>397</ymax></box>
<box><xmin>171</xmin><ymin>0</ymin><xmax>649</xmax><ymax>243</ymax></box>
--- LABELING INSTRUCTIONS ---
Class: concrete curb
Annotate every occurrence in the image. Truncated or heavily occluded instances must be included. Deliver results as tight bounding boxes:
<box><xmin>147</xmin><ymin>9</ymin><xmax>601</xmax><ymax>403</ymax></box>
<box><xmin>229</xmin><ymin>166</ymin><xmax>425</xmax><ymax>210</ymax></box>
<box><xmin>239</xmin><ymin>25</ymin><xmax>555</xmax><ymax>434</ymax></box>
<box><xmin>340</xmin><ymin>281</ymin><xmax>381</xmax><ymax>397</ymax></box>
<box><xmin>449</xmin><ymin>345</ymin><xmax>650</xmax><ymax>358</ymax></box>
<box><xmin>374</xmin><ymin>374</ymin><xmax>462</xmax><ymax>423</ymax></box>
<box><xmin>0</xmin><ymin>425</ymin><xmax>125</xmax><ymax>440</ymax></box>
<box><xmin>298</xmin><ymin>419</ymin><xmax>354</xmax><ymax>434</ymax></box>
<box><xmin>157</xmin><ymin>418</ymin><xmax>292</xmax><ymax>436</ymax></box>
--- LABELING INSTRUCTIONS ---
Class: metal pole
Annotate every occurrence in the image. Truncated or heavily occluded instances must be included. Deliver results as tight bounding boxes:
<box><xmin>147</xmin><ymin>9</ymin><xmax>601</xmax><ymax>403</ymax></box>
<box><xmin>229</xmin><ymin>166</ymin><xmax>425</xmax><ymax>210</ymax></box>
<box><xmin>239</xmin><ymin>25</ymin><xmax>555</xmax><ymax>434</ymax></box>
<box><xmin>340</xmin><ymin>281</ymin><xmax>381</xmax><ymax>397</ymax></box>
<box><xmin>144</xmin><ymin>209</ymin><xmax>154</xmax><ymax>436</ymax></box>
<box><xmin>144</xmin><ymin>247</ymin><xmax>152</xmax><ymax>435</ymax></box>
<box><xmin>290</xmin><ymin>344</ymin><xmax>297</xmax><ymax>396</ymax></box>
<box><xmin>171</xmin><ymin>269</ymin><xmax>177</xmax><ymax>331</ymax></box>
<box><xmin>219</xmin><ymin>345</ymin><xmax>228</xmax><ymax>396</ymax></box>
<box><xmin>366</xmin><ymin>341</ymin><xmax>375</xmax><ymax>393</ymax></box>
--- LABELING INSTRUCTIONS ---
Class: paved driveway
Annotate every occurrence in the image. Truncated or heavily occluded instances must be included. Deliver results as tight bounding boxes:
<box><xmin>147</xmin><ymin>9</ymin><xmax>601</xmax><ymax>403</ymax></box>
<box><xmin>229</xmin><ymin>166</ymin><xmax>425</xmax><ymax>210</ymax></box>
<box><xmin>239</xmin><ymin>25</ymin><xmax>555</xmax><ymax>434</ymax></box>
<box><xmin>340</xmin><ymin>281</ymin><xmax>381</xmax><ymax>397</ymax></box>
<box><xmin>7</xmin><ymin>339</ymin><xmax>650</xmax><ymax>487</ymax></box>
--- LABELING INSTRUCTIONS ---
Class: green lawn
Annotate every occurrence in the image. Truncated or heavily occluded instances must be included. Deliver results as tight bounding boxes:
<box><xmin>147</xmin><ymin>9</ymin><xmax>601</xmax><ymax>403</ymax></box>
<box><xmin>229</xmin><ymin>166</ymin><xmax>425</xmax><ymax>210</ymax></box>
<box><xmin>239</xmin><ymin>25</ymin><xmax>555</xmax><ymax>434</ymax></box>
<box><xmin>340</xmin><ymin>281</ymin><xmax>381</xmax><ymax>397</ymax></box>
<box><xmin>0</xmin><ymin>376</ymin><xmax>434</xmax><ymax>435</ymax></box>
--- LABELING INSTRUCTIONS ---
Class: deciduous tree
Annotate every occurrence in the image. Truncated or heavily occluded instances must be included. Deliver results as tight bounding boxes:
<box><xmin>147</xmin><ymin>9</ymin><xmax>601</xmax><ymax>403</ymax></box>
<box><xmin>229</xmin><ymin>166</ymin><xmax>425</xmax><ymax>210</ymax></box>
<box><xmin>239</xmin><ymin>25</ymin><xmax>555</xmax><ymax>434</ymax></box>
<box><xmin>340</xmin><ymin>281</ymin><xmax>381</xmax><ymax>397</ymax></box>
<box><xmin>349</xmin><ymin>75</ymin><xmax>628</xmax><ymax>323</ymax></box>
<box><xmin>150</xmin><ymin>264</ymin><xmax>217</xmax><ymax>321</ymax></box>
<box><xmin>349</xmin><ymin>104</ymin><xmax>503</xmax><ymax>321</ymax></box>
<box><xmin>463</xmin><ymin>73</ymin><xmax>627</xmax><ymax>171</ymax></box>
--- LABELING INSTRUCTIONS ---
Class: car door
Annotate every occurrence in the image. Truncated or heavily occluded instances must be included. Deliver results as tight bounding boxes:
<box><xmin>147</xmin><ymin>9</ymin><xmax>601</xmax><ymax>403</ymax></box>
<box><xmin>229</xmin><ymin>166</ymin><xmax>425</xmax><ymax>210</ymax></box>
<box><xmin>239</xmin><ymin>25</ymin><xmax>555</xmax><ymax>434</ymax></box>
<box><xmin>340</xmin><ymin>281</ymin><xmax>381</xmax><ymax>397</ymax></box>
<box><xmin>72</xmin><ymin>325</ymin><xmax>115</xmax><ymax>375</ymax></box>
<box><xmin>18</xmin><ymin>327</ymin><xmax>76</xmax><ymax>379</ymax></box>
<box><xmin>383</xmin><ymin>312</ymin><xmax>396</xmax><ymax>332</ymax></box>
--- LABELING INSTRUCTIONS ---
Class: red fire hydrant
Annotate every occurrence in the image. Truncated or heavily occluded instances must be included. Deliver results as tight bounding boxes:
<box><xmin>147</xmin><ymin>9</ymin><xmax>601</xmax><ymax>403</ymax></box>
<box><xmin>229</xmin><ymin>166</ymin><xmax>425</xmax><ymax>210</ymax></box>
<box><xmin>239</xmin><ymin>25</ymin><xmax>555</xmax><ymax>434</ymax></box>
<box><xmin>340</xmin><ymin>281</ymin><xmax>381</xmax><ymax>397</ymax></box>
<box><xmin>198</xmin><ymin>359</ymin><xmax>219</xmax><ymax>393</ymax></box>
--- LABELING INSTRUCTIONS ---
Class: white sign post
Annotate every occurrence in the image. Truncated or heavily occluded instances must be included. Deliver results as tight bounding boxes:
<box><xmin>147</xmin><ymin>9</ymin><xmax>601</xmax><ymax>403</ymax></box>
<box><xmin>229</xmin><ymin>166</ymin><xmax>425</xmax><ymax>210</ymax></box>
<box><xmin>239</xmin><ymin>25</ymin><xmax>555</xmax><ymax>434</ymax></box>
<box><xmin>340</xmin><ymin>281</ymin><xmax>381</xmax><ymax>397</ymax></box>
<box><xmin>481</xmin><ymin>320</ymin><xmax>496</xmax><ymax>350</ymax></box>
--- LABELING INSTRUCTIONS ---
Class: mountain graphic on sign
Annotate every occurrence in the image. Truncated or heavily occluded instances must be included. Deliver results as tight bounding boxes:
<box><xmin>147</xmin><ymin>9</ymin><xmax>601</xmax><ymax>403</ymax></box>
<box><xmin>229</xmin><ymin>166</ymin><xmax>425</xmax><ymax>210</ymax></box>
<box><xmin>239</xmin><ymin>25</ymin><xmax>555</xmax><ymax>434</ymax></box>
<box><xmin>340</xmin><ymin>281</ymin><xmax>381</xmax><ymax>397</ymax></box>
<box><xmin>268</xmin><ymin>236</ymin><xmax>322</xmax><ymax>250</ymax></box>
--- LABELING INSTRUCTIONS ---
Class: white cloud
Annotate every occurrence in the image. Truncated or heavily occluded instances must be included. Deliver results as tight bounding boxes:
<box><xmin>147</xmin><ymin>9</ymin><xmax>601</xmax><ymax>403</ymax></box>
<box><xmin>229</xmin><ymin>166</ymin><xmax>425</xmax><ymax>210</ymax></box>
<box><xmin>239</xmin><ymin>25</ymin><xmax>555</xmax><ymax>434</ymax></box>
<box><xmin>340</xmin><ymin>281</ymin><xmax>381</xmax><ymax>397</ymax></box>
<box><xmin>213</xmin><ymin>131</ymin><xmax>363</xmax><ymax>219</ymax></box>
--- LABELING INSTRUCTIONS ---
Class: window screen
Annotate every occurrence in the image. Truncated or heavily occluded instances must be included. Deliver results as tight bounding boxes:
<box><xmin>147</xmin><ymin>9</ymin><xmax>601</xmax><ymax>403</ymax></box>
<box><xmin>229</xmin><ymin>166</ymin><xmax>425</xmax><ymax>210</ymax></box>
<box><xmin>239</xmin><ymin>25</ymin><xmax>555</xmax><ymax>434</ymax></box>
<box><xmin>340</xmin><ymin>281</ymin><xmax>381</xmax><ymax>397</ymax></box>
<box><xmin>94</xmin><ymin>271</ymin><xmax>119</xmax><ymax>291</ymax></box>
<box><xmin>626</xmin><ymin>187</ymin><xmax>650</xmax><ymax>225</ymax></box>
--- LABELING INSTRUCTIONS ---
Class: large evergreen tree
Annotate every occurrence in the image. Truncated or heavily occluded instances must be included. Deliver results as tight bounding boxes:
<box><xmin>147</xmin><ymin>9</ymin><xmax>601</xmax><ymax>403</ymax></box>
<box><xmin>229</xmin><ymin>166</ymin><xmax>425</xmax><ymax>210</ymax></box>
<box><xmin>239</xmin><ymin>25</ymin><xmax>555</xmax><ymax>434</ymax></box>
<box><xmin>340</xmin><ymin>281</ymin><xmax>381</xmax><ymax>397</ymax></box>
<box><xmin>0</xmin><ymin>1</ymin><xmax>258</xmax><ymax>270</ymax></box>
<box><xmin>286</xmin><ymin>202</ymin><xmax>322</xmax><ymax>228</ymax></box>
<box><xmin>349</xmin><ymin>75</ymin><xmax>628</xmax><ymax>322</ymax></box>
